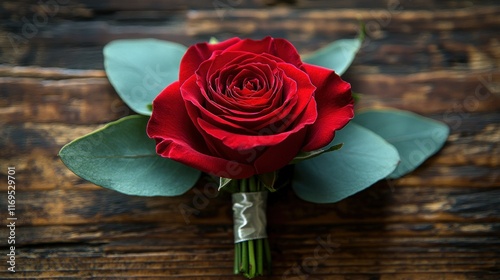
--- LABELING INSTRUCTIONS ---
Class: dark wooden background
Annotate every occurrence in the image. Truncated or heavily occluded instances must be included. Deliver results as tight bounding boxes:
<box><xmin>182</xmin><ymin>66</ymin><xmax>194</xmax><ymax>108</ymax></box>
<box><xmin>1</xmin><ymin>0</ymin><xmax>499</xmax><ymax>279</ymax></box>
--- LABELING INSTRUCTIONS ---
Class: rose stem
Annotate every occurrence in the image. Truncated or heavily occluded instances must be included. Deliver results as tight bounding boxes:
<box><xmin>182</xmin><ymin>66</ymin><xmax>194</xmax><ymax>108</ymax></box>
<box><xmin>257</xmin><ymin>177</ymin><xmax>267</xmax><ymax>275</ymax></box>
<box><xmin>241</xmin><ymin>241</ymin><xmax>248</xmax><ymax>274</ymax></box>
<box><xmin>256</xmin><ymin>238</ymin><xmax>263</xmax><ymax>275</ymax></box>
<box><xmin>247</xmin><ymin>240</ymin><xmax>256</xmax><ymax>277</ymax></box>
<box><xmin>247</xmin><ymin>176</ymin><xmax>258</xmax><ymax>277</ymax></box>
<box><xmin>240</xmin><ymin>179</ymin><xmax>249</xmax><ymax>274</ymax></box>
<box><xmin>234</xmin><ymin>242</ymin><xmax>240</xmax><ymax>274</ymax></box>
<box><xmin>264</xmin><ymin>238</ymin><xmax>272</xmax><ymax>273</ymax></box>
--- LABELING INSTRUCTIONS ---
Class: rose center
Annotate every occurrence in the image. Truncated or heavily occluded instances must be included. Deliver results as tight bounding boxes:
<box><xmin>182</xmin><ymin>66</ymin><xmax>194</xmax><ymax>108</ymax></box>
<box><xmin>243</xmin><ymin>78</ymin><xmax>259</xmax><ymax>91</ymax></box>
<box><xmin>228</xmin><ymin>74</ymin><xmax>265</xmax><ymax>97</ymax></box>
<box><xmin>234</xmin><ymin>78</ymin><xmax>261</xmax><ymax>96</ymax></box>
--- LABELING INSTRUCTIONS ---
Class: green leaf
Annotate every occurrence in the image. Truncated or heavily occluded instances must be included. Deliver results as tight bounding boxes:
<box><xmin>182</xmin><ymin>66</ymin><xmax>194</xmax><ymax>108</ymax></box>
<box><xmin>209</xmin><ymin>37</ymin><xmax>219</xmax><ymax>44</ymax></box>
<box><xmin>258</xmin><ymin>171</ymin><xmax>277</xmax><ymax>192</ymax></box>
<box><xmin>290</xmin><ymin>143</ymin><xmax>343</xmax><ymax>164</ymax></box>
<box><xmin>354</xmin><ymin>109</ymin><xmax>449</xmax><ymax>179</ymax></box>
<box><xmin>103</xmin><ymin>39</ymin><xmax>187</xmax><ymax>115</ymax></box>
<box><xmin>303</xmin><ymin>37</ymin><xmax>362</xmax><ymax>76</ymax></box>
<box><xmin>219</xmin><ymin>177</ymin><xmax>232</xmax><ymax>191</ymax></box>
<box><xmin>59</xmin><ymin>115</ymin><xmax>201</xmax><ymax>196</ymax></box>
<box><xmin>292</xmin><ymin>123</ymin><xmax>400</xmax><ymax>204</ymax></box>
<box><xmin>352</xmin><ymin>92</ymin><xmax>362</xmax><ymax>103</ymax></box>
<box><xmin>219</xmin><ymin>179</ymin><xmax>239</xmax><ymax>193</ymax></box>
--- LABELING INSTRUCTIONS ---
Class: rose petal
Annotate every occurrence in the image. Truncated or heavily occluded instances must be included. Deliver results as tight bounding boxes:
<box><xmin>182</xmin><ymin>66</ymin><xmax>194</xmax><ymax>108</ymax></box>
<box><xmin>211</xmin><ymin>64</ymin><xmax>279</xmax><ymax>115</ymax></box>
<box><xmin>197</xmin><ymin>94</ymin><xmax>317</xmax><ymax>150</ymax></box>
<box><xmin>225</xmin><ymin>37</ymin><xmax>303</xmax><ymax>68</ymax></box>
<box><xmin>253</xmin><ymin>125</ymin><xmax>308</xmax><ymax>174</ymax></box>
<box><xmin>179</xmin><ymin>37</ymin><xmax>241</xmax><ymax>83</ymax></box>
<box><xmin>182</xmin><ymin>75</ymin><xmax>257</xmax><ymax>135</ymax></box>
<box><xmin>301</xmin><ymin>63</ymin><xmax>354</xmax><ymax>151</ymax></box>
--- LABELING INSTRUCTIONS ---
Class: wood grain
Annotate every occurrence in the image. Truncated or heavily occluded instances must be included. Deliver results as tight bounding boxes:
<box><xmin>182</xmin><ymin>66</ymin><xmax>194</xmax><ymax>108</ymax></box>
<box><xmin>0</xmin><ymin>1</ymin><xmax>499</xmax><ymax>279</ymax></box>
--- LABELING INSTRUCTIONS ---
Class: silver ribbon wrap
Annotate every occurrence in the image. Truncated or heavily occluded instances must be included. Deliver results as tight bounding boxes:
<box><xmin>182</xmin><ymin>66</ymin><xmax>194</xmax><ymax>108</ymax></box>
<box><xmin>232</xmin><ymin>191</ymin><xmax>268</xmax><ymax>243</ymax></box>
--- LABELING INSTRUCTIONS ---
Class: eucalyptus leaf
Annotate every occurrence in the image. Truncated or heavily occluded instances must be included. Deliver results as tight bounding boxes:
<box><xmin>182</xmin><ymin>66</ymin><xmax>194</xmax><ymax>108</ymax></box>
<box><xmin>59</xmin><ymin>115</ymin><xmax>201</xmax><ymax>196</ymax></box>
<box><xmin>292</xmin><ymin>123</ymin><xmax>400</xmax><ymax>204</ymax></box>
<box><xmin>354</xmin><ymin>109</ymin><xmax>449</xmax><ymax>179</ymax></box>
<box><xmin>103</xmin><ymin>39</ymin><xmax>187</xmax><ymax>115</ymax></box>
<box><xmin>303</xmin><ymin>38</ymin><xmax>362</xmax><ymax>76</ymax></box>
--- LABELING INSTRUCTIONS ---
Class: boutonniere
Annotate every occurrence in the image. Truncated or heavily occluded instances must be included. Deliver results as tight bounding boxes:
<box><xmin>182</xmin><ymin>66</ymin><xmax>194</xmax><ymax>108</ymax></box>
<box><xmin>60</xmin><ymin>33</ymin><xmax>448</xmax><ymax>278</ymax></box>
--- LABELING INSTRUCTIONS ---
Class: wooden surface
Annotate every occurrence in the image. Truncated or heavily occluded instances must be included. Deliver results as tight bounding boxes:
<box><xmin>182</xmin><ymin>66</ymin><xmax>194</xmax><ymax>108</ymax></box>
<box><xmin>1</xmin><ymin>0</ymin><xmax>500</xmax><ymax>279</ymax></box>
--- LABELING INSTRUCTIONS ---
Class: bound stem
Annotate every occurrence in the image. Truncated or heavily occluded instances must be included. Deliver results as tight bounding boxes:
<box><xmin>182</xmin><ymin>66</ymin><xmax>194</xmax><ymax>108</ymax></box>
<box><xmin>234</xmin><ymin>176</ymin><xmax>272</xmax><ymax>278</ymax></box>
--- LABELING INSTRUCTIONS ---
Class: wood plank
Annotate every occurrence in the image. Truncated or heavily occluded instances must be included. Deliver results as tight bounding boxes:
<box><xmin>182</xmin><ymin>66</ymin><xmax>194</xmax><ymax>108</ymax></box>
<box><xmin>3</xmin><ymin>0</ymin><xmax>498</xmax><ymax>17</ymax></box>
<box><xmin>2</xmin><ymin>7</ymin><xmax>499</xmax><ymax>71</ymax></box>
<box><xmin>12</xmin><ymin>224</ymin><xmax>499</xmax><ymax>277</ymax></box>
<box><xmin>12</xmin><ymin>245</ymin><xmax>500</xmax><ymax>277</ymax></box>
<box><xmin>18</xmin><ymin>222</ymin><xmax>500</xmax><ymax>245</ymax></box>
<box><xmin>0</xmin><ymin>77</ymin><xmax>128</xmax><ymax>124</ymax></box>
<box><xmin>9</xmin><ymin>183</ymin><xmax>500</xmax><ymax>227</ymax></box>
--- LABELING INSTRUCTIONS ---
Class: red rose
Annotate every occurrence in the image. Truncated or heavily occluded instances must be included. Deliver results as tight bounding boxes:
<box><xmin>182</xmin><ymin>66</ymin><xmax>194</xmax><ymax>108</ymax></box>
<box><xmin>147</xmin><ymin>37</ymin><xmax>353</xmax><ymax>179</ymax></box>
